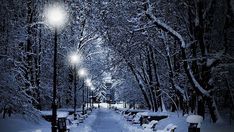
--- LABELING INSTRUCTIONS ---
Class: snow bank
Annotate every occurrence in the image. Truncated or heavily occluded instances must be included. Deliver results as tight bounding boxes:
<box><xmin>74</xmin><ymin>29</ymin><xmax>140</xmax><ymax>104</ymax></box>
<box><xmin>40</xmin><ymin>110</ymin><xmax>69</xmax><ymax>118</ymax></box>
<box><xmin>0</xmin><ymin>116</ymin><xmax>50</xmax><ymax>132</ymax></box>
<box><xmin>139</xmin><ymin>111</ymin><xmax>168</xmax><ymax>116</ymax></box>
<box><xmin>152</xmin><ymin>112</ymin><xmax>186</xmax><ymax>132</ymax></box>
<box><xmin>120</xmin><ymin>111</ymin><xmax>187</xmax><ymax>132</ymax></box>
<box><xmin>72</xmin><ymin>109</ymin><xmax>234</xmax><ymax>132</ymax></box>
<box><xmin>57</xmin><ymin>108</ymin><xmax>82</xmax><ymax>112</ymax></box>
<box><xmin>126</xmin><ymin>109</ymin><xmax>149</xmax><ymax>113</ymax></box>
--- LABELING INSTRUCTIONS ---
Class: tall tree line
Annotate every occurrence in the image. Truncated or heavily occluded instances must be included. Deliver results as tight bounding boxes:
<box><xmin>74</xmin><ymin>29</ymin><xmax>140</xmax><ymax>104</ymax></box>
<box><xmin>0</xmin><ymin>0</ymin><xmax>102</xmax><ymax>119</ymax></box>
<box><xmin>97</xmin><ymin>0</ymin><xmax>234</xmax><ymax>123</ymax></box>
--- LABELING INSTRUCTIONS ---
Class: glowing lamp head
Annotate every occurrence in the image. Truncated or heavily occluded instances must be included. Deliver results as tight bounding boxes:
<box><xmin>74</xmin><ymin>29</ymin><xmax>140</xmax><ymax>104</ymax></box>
<box><xmin>90</xmin><ymin>86</ymin><xmax>95</xmax><ymax>91</ymax></box>
<box><xmin>85</xmin><ymin>78</ymin><xmax>92</xmax><ymax>87</ymax></box>
<box><xmin>70</xmin><ymin>54</ymin><xmax>81</xmax><ymax>64</ymax></box>
<box><xmin>78</xmin><ymin>68</ymin><xmax>88</xmax><ymax>77</ymax></box>
<box><xmin>46</xmin><ymin>5</ymin><xmax>67</xmax><ymax>28</ymax></box>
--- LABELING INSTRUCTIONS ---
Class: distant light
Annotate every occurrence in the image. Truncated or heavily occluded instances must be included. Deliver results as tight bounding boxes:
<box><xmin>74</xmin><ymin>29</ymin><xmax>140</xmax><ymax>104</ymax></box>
<box><xmin>46</xmin><ymin>4</ymin><xmax>67</xmax><ymax>28</ymax></box>
<box><xmin>90</xmin><ymin>86</ymin><xmax>95</xmax><ymax>91</ymax></box>
<box><xmin>78</xmin><ymin>68</ymin><xmax>88</xmax><ymax>77</ymax></box>
<box><xmin>85</xmin><ymin>78</ymin><xmax>92</xmax><ymax>87</ymax></box>
<box><xmin>70</xmin><ymin>54</ymin><xmax>82</xmax><ymax>64</ymax></box>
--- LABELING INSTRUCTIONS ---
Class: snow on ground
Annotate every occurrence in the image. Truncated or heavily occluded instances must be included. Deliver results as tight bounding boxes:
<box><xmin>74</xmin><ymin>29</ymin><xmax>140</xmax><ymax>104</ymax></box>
<box><xmin>71</xmin><ymin>108</ymin><xmax>132</xmax><ymax>132</ymax></box>
<box><xmin>1</xmin><ymin>106</ymin><xmax>234</xmax><ymax>132</ymax></box>
<box><xmin>70</xmin><ymin>109</ymin><xmax>97</xmax><ymax>132</ymax></box>
<box><xmin>145</xmin><ymin>112</ymin><xmax>234</xmax><ymax>132</ymax></box>
<box><xmin>0</xmin><ymin>114</ymin><xmax>50</xmax><ymax>132</ymax></box>
<box><xmin>201</xmin><ymin>111</ymin><xmax>234</xmax><ymax>132</ymax></box>
<box><xmin>139</xmin><ymin>111</ymin><xmax>168</xmax><ymax>116</ymax></box>
<box><xmin>114</xmin><ymin>110</ymin><xmax>187</xmax><ymax>132</ymax></box>
<box><xmin>91</xmin><ymin>109</ymin><xmax>125</xmax><ymax>132</ymax></box>
<box><xmin>41</xmin><ymin>111</ymin><xmax>69</xmax><ymax>118</ymax></box>
<box><xmin>93</xmin><ymin>102</ymin><xmax>128</xmax><ymax>109</ymax></box>
<box><xmin>71</xmin><ymin>108</ymin><xmax>148</xmax><ymax>132</ymax></box>
<box><xmin>202</xmin><ymin>122</ymin><xmax>234</xmax><ymax>132</ymax></box>
<box><xmin>154</xmin><ymin>112</ymin><xmax>187</xmax><ymax>132</ymax></box>
<box><xmin>113</xmin><ymin>108</ymin><xmax>234</xmax><ymax>132</ymax></box>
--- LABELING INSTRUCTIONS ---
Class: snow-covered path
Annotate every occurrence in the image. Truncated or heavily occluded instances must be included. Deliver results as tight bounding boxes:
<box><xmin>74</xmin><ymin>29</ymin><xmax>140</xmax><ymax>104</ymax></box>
<box><xmin>91</xmin><ymin>109</ymin><xmax>125</xmax><ymax>132</ymax></box>
<box><xmin>70</xmin><ymin>108</ymin><xmax>135</xmax><ymax>132</ymax></box>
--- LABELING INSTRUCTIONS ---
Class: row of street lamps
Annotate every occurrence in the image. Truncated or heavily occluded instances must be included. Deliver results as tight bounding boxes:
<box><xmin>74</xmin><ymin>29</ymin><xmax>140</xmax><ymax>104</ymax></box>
<box><xmin>44</xmin><ymin>3</ymin><xmax>95</xmax><ymax>132</ymax></box>
<box><xmin>70</xmin><ymin>54</ymin><xmax>94</xmax><ymax>117</ymax></box>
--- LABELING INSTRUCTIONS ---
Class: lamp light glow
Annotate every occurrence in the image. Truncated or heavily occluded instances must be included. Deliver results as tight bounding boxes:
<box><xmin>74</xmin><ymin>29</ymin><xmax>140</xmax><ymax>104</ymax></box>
<box><xmin>85</xmin><ymin>78</ymin><xmax>92</xmax><ymax>87</ymax></box>
<box><xmin>90</xmin><ymin>86</ymin><xmax>95</xmax><ymax>91</ymax></box>
<box><xmin>78</xmin><ymin>68</ymin><xmax>88</xmax><ymax>77</ymax></box>
<box><xmin>70</xmin><ymin>54</ymin><xmax>82</xmax><ymax>64</ymax></box>
<box><xmin>46</xmin><ymin>5</ymin><xmax>67</xmax><ymax>28</ymax></box>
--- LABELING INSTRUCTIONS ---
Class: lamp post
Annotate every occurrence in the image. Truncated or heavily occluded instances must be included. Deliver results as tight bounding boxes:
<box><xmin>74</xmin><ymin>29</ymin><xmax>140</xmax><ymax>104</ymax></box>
<box><xmin>91</xmin><ymin>90</ymin><xmax>93</xmax><ymax>107</ymax></box>
<box><xmin>82</xmin><ymin>84</ymin><xmax>85</xmax><ymax>115</ymax></box>
<box><xmin>90</xmin><ymin>86</ymin><xmax>95</xmax><ymax>107</ymax></box>
<box><xmin>85</xmin><ymin>79</ymin><xmax>92</xmax><ymax>109</ymax></box>
<box><xmin>70</xmin><ymin>54</ymin><xmax>81</xmax><ymax>120</ymax></box>
<box><xmin>52</xmin><ymin>26</ymin><xmax>58</xmax><ymax>132</ymax></box>
<box><xmin>78</xmin><ymin>68</ymin><xmax>88</xmax><ymax>115</ymax></box>
<box><xmin>45</xmin><ymin>4</ymin><xmax>67</xmax><ymax>132</ymax></box>
<box><xmin>86</xmin><ymin>84</ymin><xmax>89</xmax><ymax>108</ymax></box>
<box><xmin>89</xmin><ymin>90</ymin><xmax>92</xmax><ymax>108</ymax></box>
<box><xmin>74</xmin><ymin>66</ymin><xmax>77</xmax><ymax>120</ymax></box>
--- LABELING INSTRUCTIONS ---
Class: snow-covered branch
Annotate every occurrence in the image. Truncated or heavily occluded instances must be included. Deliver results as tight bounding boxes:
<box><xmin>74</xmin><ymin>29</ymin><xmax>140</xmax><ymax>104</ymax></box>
<box><xmin>146</xmin><ymin>0</ymin><xmax>186</xmax><ymax>48</ymax></box>
<box><xmin>145</xmin><ymin>0</ymin><xmax>210</xmax><ymax>97</ymax></box>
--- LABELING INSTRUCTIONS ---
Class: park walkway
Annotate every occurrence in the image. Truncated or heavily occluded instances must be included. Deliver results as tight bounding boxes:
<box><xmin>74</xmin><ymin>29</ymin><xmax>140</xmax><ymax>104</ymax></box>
<box><xmin>90</xmin><ymin>109</ymin><xmax>125</xmax><ymax>132</ymax></box>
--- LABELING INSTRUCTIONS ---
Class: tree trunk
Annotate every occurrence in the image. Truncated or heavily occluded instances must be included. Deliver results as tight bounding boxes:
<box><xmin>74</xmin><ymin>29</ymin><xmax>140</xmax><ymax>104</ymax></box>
<box><xmin>151</xmin><ymin>46</ymin><xmax>161</xmax><ymax>111</ymax></box>
<box><xmin>147</xmin><ymin>46</ymin><xmax>157</xmax><ymax>111</ymax></box>
<box><xmin>128</xmin><ymin>63</ymin><xmax>151</xmax><ymax>110</ymax></box>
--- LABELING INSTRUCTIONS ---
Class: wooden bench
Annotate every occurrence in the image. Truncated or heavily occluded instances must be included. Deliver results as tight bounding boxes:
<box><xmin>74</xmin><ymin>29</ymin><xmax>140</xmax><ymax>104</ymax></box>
<box><xmin>142</xmin><ymin>120</ymin><xmax>158</xmax><ymax>131</ymax></box>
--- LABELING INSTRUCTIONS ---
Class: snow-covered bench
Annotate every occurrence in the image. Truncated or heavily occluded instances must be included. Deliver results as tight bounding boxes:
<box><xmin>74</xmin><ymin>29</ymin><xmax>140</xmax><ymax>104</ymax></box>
<box><xmin>127</xmin><ymin>113</ymin><xmax>135</xmax><ymax>121</ymax></box>
<box><xmin>186</xmin><ymin>115</ymin><xmax>203</xmax><ymax>131</ymax></box>
<box><xmin>156</xmin><ymin>123</ymin><xmax>177</xmax><ymax>132</ymax></box>
<box><xmin>76</xmin><ymin>113</ymin><xmax>85</xmax><ymax>123</ymax></box>
<box><xmin>132</xmin><ymin>113</ymin><xmax>142</xmax><ymax>124</ymax></box>
<box><xmin>142</xmin><ymin>120</ymin><xmax>158</xmax><ymax>131</ymax></box>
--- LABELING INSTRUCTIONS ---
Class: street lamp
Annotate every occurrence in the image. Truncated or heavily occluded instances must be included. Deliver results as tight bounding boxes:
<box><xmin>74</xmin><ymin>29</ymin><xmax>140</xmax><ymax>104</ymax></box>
<box><xmin>70</xmin><ymin>53</ymin><xmax>82</xmax><ymax>64</ymax></box>
<box><xmin>85</xmin><ymin>78</ymin><xmax>94</xmax><ymax>107</ymax></box>
<box><xmin>78</xmin><ymin>68</ymin><xmax>88</xmax><ymax>115</ymax></box>
<box><xmin>78</xmin><ymin>68</ymin><xmax>88</xmax><ymax>77</ymax></box>
<box><xmin>69</xmin><ymin>54</ymin><xmax>81</xmax><ymax>120</ymax></box>
<box><xmin>85</xmin><ymin>79</ymin><xmax>93</xmax><ymax>108</ymax></box>
<box><xmin>90</xmin><ymin>86</ymin><xmax>95</xmax><ymax>107</ymax></box>
<box><xmin>85</xmin><ymin>78</ymin><xmax>92</xmax><ymax>87</ymax></box>
<box><xmin>45</xmin><ymin>4</ymin><xmax>67</xmax><ymax>132</ymax></box>
<box><xmin>46</xmin><ymin>4</ymin><xmax>67</xmax><ymax>28</ymax></box>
